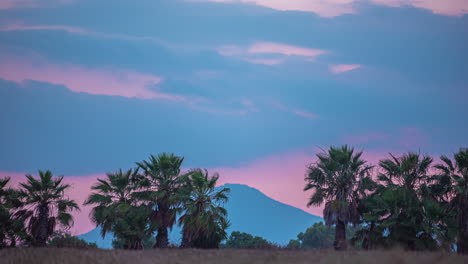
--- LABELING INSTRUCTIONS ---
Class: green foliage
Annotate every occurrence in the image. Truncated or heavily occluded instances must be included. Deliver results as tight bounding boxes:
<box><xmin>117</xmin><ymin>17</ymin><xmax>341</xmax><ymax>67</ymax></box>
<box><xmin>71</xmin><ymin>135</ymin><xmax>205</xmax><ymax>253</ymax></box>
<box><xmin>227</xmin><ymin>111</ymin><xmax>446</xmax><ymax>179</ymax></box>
<box><xmin>112</xmin><ymin>235</ymin><xmax>155</xmax><ymax>249</ymax></box>
<box><xmin>305</xmin><ymin>145</ymin><xmax>375</xmax><ymax>250</ymax></box>
<box><xmin>135</xmin><ymin>153</ymin><xmax>187</xmax><ymax>248</ymax></box>
<box><xmin>288</xmin><ymin>222</ymin><xmax>334</xmax><ymax>249</ymax></box>
<box><xmin>357</xmin><ymin>153</ymin><xmax>452</xmax><ymax>251</ymax></box>
<box><xmin>47</xmin><ymin>232</ymin><xmax>97</xmax><ymax>249</ymax></box>
<box><xmin>179</xmin><ymin>169</ymin><xmax>230</xmax><ymax>249</ymax></box>
<box><xmin>0</xmin><ymin>177</ymin><xmax>27</xmax><ymax>248</ymax></box>
<box><xmin>15</xmin><ymin>170</ymin><xmax>79</xmax><ymax>247</ymax></box>
<box><xmin>288</xmin><ymin>222</ymin><xmax>357</xmax><ymax>249</ymax></box>
<box><xmin>84</xmin><ymin>169</ymin><xmax>151</xmax><ymax>249</ymax></box>
<box><xmin>224</xmin><ymin>231</ymin><xmax>276</xmax><ymax>249</ymax></box>
<box><xmin>2</xmin><ymin>148</ymin><xmax>467</xmax><ymax>255</ymax></box>
<box><xmin>433</xmin><ymin>148</ymin><xmax>468</xmax><ymax>254</ymax></box>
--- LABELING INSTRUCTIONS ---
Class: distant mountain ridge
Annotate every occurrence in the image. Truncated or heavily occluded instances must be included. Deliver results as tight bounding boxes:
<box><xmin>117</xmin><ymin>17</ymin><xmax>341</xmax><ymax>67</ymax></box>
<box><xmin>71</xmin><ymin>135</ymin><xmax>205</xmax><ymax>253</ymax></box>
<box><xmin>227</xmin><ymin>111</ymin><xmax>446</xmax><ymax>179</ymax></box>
<box><xmin>78</xmin><ymin>184</ymin><xmax>322</xmax><ymax>248</ymax></box>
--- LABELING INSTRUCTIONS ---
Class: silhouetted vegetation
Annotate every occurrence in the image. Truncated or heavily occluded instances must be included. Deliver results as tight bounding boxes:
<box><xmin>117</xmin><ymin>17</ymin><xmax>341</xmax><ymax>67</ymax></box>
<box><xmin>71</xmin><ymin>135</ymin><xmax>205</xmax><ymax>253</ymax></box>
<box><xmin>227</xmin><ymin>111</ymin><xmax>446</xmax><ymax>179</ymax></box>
<box><xmin>1</xmin><ymin>148</ymin><xmax>467</xmax><ymax>256</ymax></box>
<box><xmin>305</xmin><ymin>146</ymin><xmax>468</xmax><ymax>254</ymax></box>
<box><xmin>288</xmin><ymin>222</ymin><xmax>334</xmax><ymax>249</ymax></box>
<box><xmin>179</xmin><ymin>169</ymin><xmax>230</xmax><ymax>248</ymax></box>
<box><xmin>223</xmin><ymin>231</ymin><xmax>276</xmax><ymax>249</ymax></box>
<box><xmin>16</xmin><ymin>171</ymin><xmax>79</xmax><ymax>247</ymax></box>
<box><xmin>305</xmin><ymin>146</ymin><xmax>374</xmax><ymax>250</ymax></box>
<box><xmin>288</xmin><ymin>222</ymin><xmax>356</xmax><ymax>249</ymax></box>
<box><xmin>112</xmin><ymin>235</ymin><xmax>155</xmax><ymax>249</ymax></box>
<box><xmin>84</xmin><ymin>153</ymin><xmax>230</xmax><ymax>249</ymax></box>
<box><xmin>47</xmin><ymin>232</ymin><xmax>97</xmax><ymax>249</ymax></box>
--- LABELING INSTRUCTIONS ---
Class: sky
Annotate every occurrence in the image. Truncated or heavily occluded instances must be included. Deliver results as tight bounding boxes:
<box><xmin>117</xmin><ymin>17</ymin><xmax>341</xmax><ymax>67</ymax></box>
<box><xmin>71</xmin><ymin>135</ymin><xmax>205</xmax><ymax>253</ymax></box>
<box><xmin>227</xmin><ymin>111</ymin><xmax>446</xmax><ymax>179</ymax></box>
<box><xmin>0</xmin><ymin>0</ymin><xmax>467</xmax><ymax>235</ymax></box>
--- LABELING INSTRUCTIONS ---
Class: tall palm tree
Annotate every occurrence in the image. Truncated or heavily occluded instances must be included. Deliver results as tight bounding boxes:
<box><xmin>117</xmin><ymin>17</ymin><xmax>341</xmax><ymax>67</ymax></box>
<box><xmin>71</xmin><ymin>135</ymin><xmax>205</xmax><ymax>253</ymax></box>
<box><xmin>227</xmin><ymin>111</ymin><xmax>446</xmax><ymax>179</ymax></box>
<box><xmin>0</xmin><ymin>177</ymin><xmax>25</xmax><ymax>248</ymax></box>
<box><xmin>371</xmin><ymin>153</ymin><xmax>443</xmax><ymax>250</ymax></box>
<box><xmin>136</xmin><ymin>153</ymin><xmax>186</xmax><ymax>248</ymax></box>
<box><xmin>304</xmin><ymin>145</ymin><xmax>374</xmax><ymax>250</ymax></box>
<box><xmin>15</xmin><ymin>170</ymin><xmax>79</xmax><ymax>247</ymax></box>
<box><xmin>179</xmin><ymin>169</ymin><xmax>230</xmax><ymax>248</ymax></box>
<box><xmin>84</xmin><ymin>168</ymin><xmax>149</xmax><ymax>249</ymax></box>
<box><xmin>434</xmin><ymin>148</ymin><xmax>468</xmax><ymax>254</ymax></box>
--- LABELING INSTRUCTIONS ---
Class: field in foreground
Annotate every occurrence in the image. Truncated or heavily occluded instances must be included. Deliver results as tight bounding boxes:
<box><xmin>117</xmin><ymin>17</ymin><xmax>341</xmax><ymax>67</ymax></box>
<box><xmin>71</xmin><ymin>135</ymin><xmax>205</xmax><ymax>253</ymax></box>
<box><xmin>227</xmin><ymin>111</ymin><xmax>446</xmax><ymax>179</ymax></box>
<box><xmin>1</xmin><ymin>248</ymin><xmax>468</xmax><ymax>264</ymax></box>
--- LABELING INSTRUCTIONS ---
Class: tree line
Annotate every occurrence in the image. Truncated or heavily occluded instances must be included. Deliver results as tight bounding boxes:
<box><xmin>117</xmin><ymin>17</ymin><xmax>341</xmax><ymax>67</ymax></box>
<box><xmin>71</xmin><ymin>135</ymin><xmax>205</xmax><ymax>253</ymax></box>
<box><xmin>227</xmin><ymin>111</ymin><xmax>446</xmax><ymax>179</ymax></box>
<box><xmin>304</xmin><ymin>146</ymin><xmax>468</xmax><ymax>254</ymax></box>
<box><xmin>1</xmin><ymin>153</ymin><xmax>229</xmax><ymax>249</ymax></box>
<box><xmin>1</xmin><ymin>147</ymin><xmax>467</xmax><ymax>255</ymax></box>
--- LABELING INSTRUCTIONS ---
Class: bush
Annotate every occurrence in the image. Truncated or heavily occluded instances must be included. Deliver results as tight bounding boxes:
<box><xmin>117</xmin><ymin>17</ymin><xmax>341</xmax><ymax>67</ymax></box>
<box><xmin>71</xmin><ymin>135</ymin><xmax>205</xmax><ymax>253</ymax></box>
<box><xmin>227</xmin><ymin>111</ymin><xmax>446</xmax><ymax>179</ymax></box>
<box><xmin>47</xmin><ymin>232</ymin><xmax>97</xmax><ymax>249</ymax></box>
<box><xmin>287</xmin><ymin>222</ymin><xmax>358</xmax><ymax>249</ymax></box>
<box><xmin>223</xmin><ymin>231</ymin><xmax>278</xmax><ymax>249</ymax></box>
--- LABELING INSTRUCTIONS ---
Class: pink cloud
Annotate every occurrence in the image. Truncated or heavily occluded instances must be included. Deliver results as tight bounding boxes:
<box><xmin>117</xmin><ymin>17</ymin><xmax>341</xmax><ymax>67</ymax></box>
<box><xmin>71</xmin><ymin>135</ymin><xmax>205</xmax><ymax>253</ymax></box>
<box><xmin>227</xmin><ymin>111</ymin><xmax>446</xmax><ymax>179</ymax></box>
<box><xmin>0</xmin><ymin>55</ymin><xmax>188</xmax><ymax>101</ymax></box>
<box><xmin>244</xmin><ymin>58</ymin><xmax>284</xmax><ymax>66</ymax></box>
<box><xmin>217</xmin><ymin>42</ymin><xmax>327</xmax><ymax>66</ymax></box>
<box><xmin>371</xmin><ymin>0</ymin><xmax>468</xmax><ymax>16</ymax></box>
<box><xmin>248</xmin><ymin>42</ymin><xmax>327</xmax><ymax>58</ymax></box>
<box><xmin>198</xmin><ymin>0</ymin><xmax>356</xmax><ymax>17</ymax></box>
<box><xmin>0</xmin><ymin>23</ymin><xmax>88</xmax><ymax>34</ymax></box>
<box><xmin>329</xmin><ymin>64</ymin><xmax>362</xmax><ymax>74</ymax></box>
<box><xmin>0</xmin><ymin>22</ymin><xmax>171</xmax><ymax>49</ymax></box>
<box><xmin>0</xmin><ymin>0</ymin><xmax>33</xmax><ymax>9</ymax></box>
<box><xmin>0</xmin><ymin>0</ymin><xmax>73</xmax><ymax>9</ymax></box>
<box><xmin>198</xmin><ymin>0</ymin><xmax>468</xmax><ymax>17</ymax></box>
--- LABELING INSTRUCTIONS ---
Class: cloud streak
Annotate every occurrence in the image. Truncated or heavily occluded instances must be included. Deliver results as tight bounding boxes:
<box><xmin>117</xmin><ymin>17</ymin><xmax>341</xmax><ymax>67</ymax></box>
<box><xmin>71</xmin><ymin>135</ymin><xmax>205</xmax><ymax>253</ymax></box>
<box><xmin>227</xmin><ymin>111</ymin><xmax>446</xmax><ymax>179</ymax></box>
<box><xmin>0</xmin><ymin>0</ymin><xmax>73</xmax><ymax>9</ymax></box>
<box><xmin>329</xmin><ymin>64</ymin><xmax>362</xmax><ymax>74</ymax></box>
<box><xmin>218</xmin><ymin>42</ymin><xmax>327</xmax><ymax>66</ymax></box>
<box><xmin>0</xmin><ymin>23</ymin><xmax>89</xmax><ymax>34</ymax></box>
<box><xmin>248</xmin><ymin>42</ymin><xmax>327</xmax><ymax>57</ymax></box>
<box><xmin>268</xmin><ymin>100</ymin><xmax>319</xmax><ymax>120</ymax></box>
<box><xmin>198</xmin><ymin>0</ymin><xmax>468</xmax><ymax>17</ymax></box>
<box><xmin>0</xmin><ymin>55</ymin><xmax>187</xmax><ymax>101</ymax></box>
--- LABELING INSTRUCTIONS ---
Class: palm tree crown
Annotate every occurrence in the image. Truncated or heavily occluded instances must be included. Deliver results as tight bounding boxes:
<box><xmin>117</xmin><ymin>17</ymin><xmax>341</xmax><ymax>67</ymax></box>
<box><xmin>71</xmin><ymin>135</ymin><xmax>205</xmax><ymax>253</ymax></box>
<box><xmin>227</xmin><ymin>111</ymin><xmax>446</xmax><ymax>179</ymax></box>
<box><xmin>136</xmin><ymin>153</ymin><xmax>187</xmax><ymax>248</ymax></box>
<box><xmin>84</xmin><ymin>168</ymin><xmax>149</xmax><ymax>249</ymax></box>
<box><xmin>179</xmin><ymin>169</ymin><xmax>230</xmax><ymax>248</ymax></box>
<box><xmin>16</xmin><ymin>170</ymin><xmax>79</xmax><ymax>247</ymax></box>
<box><xmin>434</xmin><ymin>149</ymin><xmax>468</xmax><ymax>254</ymax></box>
<box><xmin>305</xmin><ymin>145</ymin><xmax>374</xmax><ymax>250</ymax></box>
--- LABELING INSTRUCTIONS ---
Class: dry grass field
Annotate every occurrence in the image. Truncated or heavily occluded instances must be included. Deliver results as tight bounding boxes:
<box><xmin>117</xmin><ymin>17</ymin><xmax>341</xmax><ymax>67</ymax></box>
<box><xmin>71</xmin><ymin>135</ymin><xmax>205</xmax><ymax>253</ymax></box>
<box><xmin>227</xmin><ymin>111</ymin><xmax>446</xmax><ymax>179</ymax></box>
<box><xmin>1</xmin><ymin>248</ymin><xmax>467</xmax><ymax>264</ymax></box>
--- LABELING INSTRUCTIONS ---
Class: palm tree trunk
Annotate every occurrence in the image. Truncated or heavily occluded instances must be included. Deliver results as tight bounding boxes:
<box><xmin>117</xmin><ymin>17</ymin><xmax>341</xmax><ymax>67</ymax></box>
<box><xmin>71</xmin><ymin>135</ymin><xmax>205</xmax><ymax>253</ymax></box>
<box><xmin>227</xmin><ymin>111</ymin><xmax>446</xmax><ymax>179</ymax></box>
<box><xmin>458</xmin><ymin>224</ymin><xmax>468</xmax><ymax>254</ymax></box>
<box><xmin>154</xmin><ymin>202</ymin><xmax>170</xmax><ymax>248</ymax></box>
<box><xmin>35</xmin><ymin>205</ymin><xmax>49</xmax><ymax>247</ymax></box>
<box><xmin>154</xmin><ymin>226</ymin><xmax>169</xmax><ymax>248</ymax></box>
<box><xmin>9</xmin><ymin>234</ymin><xmax>16</xmax><ymax>248</ymax></box>
<box><xmin>334</xmin><ymin>220</ymin><xmax>347</xmax><ymax>250</ymax></box>
<box><xmin>181</xmin><ymin>230</ymin><xmax>191</xmax><ymax>248</ymax></box>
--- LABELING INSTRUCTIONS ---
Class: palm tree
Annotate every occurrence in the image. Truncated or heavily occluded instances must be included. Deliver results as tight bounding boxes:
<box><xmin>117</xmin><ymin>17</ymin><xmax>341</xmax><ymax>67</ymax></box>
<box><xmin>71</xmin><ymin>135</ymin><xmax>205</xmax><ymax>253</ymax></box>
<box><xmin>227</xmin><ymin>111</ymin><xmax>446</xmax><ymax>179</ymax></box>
<box><xmin>0</xmin><ymin>177</ymin><xmax>26</xmax><ymax>248</ymax></box>
<box><xmin>84</xmin><ymin>168</ymin><xmax>149</xmax><ymax>249</ymax></box>
<box><xmin>370</xmin><ymin>152</ymin><xmax>443</xmax><ymax>250</ymax></box>
<box><xmin>15</xmin><ymin>170</ymin><xmax>79</xmax><ymax>247</ymax></box>
<box><xmin>304</xmin><ymin>145</ymin><xmax>374</xmax><ymax>250</ymax></box>
<box><xmin>434</xmin><ymin>148</ymin><xmax>468</xmax><ymax>254</ymax></box>
<box><xmin>179</xmin><ymin>169</ymin><xmax>230</xmax><ymax>248</ymax></box>
<box><xmin>136</xmin><ymin>153</ymin><xmax>186</xmax><ymax>248</ymax></box>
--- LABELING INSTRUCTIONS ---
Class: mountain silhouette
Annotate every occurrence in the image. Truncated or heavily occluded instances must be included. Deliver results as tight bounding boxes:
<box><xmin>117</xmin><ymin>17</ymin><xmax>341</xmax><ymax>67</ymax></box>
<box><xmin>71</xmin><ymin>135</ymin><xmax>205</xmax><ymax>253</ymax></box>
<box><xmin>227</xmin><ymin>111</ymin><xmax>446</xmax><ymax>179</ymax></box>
<box><xmin>78</xmin><ymin>184</ymin><xmax>322</xmax><ymax>248</ymax></box>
